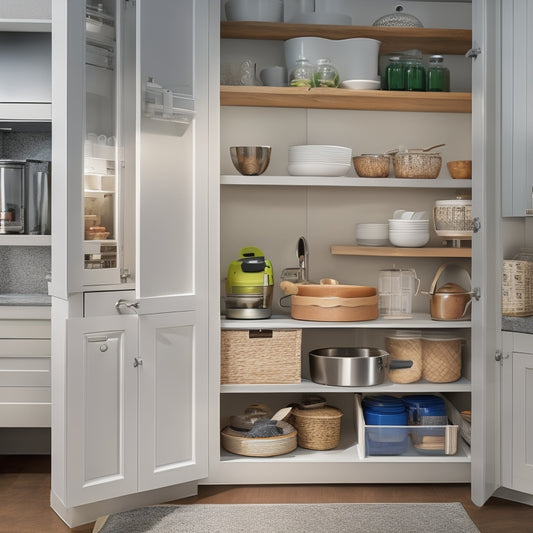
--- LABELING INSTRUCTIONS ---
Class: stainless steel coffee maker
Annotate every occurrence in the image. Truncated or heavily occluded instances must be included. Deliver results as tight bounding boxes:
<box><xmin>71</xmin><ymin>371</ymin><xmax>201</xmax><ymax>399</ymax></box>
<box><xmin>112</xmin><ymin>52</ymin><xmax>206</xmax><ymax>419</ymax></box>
<box><xmin>0</xmin><ymin>160</ymin><xmax>25</xmax><ymax>234</ymax></box>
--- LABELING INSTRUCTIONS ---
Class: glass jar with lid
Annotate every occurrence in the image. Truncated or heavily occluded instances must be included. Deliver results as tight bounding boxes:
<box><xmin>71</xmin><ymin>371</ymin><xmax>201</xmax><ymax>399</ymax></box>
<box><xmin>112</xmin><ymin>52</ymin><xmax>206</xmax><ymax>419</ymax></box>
<box><xmin>427</xmin><ymin>54</ymin><xmax>450</xmax><ymax>92</ymax></box>
<box><xmin>404</xmin><ymin>57</ymin><xmax>426</xmax><ymax>91</ymax></box>
<box><xmin>312</xmin><ymin>58</ymin><xmax>339</xmax><ymax>88</ymax></box>
<box><xmin>289</xmin><ymin>58</ymin><xmax>314</xmax><ymax>88</ymax></box>
<box><xmin>385</xmin><ymin>55</ymin><xmax>405</xmax><ymax>90</ymax></box>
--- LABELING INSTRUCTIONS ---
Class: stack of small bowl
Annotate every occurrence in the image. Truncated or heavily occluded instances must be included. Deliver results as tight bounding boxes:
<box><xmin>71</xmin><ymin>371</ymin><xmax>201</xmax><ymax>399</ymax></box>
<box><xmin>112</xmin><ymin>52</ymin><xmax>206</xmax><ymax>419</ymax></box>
<box><xmin>288</xmin><ymin>145</ymin><xmax>352</xmax><ymax>177</ymax></box>
<box><xmin>356</xmin><ymin>223</ymin><xmax>389</xmax><ymax>246</ymax></box>
<box><xmin>388</xmin><ymin>211</ymin><xmax>430</xmax><ymax>247</ymax></box>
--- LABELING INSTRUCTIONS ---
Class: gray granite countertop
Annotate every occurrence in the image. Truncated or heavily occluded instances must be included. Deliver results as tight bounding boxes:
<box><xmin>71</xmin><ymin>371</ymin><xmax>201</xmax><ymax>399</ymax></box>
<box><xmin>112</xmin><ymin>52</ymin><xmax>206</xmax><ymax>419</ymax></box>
<box><xmin>502</xmin><ymin>316</ymin><xmax>533</xmax><ymax>334</ymax></box>
<box><xmin>0</xmin><ymin>293</ymin><xmax>51</xmax><ymax>306</ymax></box>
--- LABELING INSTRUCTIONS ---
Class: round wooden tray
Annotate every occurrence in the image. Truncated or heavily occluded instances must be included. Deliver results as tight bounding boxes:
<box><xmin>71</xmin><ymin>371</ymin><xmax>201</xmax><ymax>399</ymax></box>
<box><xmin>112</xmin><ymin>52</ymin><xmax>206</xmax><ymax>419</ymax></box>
<box><xmin>221</xmin><ymin>421</ymin><xmax>297</xmax><ymax>457</ymax></box>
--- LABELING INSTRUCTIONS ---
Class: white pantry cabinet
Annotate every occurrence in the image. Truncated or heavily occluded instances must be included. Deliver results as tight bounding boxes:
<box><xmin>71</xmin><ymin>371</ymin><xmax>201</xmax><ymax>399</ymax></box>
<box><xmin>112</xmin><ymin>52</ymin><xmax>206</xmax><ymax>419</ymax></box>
<box><xmin>501</xmin><ymin>332</ymin><xmax>533</xmax><ymax>496</ymax></box>
<box><xmin>50</xmin><ymin>0</ymin><xmax>215</xmax><ymax>525</ymax></box>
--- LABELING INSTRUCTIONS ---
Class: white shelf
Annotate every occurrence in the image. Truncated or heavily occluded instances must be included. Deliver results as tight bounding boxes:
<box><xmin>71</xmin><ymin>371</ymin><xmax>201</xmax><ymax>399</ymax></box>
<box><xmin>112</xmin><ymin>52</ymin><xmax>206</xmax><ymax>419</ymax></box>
<box><xmin>221</xmin><ymin>377</ymin><xmax>472</xmax><ymax>394</ymax></box>
<box><xmin>0</xmin><ymin>19</ymin><xmax>51</xmax><ymax>32</ymax></box>
<box><xmin>0</xmin><ymin>103</ymin><xmax>51</xmax><ymax>122</ymax></box>
<box><xmin>0</xmin><ymin>235</ymin><xmax>51</xmax><ymax>246</ymax></box>
<box><xmin>221</xmin><ymin>175</ymin><xmax>472</xmax><ymax>188</ymax></box>
<box><xmin>221</xmin><ymin>313</ymin><xmax>471</xmax><ymax>330</ymax></box>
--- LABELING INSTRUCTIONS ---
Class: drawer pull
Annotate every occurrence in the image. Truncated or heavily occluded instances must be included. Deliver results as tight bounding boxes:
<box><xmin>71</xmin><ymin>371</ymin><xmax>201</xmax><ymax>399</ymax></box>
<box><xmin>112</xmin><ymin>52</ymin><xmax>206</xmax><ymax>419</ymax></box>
<box><xmin>249</xmin><ymin>330</ymin><xmax>273</xmax><ymax>339</ymax></box>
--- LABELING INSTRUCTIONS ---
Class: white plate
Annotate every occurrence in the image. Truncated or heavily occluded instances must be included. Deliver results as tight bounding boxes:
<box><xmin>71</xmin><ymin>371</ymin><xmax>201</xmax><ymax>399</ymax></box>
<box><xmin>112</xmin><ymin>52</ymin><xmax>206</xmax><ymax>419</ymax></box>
<box><xmin>340</xmin><ymin>79</ymin><xmax>381</xmax><ymax>90</ymax></box>
<box><xmin>288</xmin><ymin>162</ymin><xmax>351</xmax><ymax>177</ymax></box>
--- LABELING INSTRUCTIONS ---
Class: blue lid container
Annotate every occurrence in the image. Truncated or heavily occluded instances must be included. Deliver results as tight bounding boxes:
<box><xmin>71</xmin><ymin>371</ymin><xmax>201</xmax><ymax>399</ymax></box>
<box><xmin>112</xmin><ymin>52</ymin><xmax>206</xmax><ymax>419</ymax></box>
<box><xmin>402</xmin><ymin>395</ymin><xmax>447</xmax><ymax>425</ymax></box>
<box><xmin>362</xmin><ymin>396</ymin><xmax>408</xmax><ymax>455</ymax></box>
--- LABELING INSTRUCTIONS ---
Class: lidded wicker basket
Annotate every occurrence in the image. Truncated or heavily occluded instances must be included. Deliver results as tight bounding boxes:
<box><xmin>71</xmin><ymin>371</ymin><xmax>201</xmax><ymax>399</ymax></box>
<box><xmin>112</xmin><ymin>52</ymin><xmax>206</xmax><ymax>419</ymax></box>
<box><xmin>502</xmin><ymin>249</ymin><xmax>533</xmax><ymax>317</ymax></box>
<box><xmin>385</xmin><ymin>330</ymin><xmax>422</xmax><ymax>384</ymax></box>
<box><xmin>421</xmin><ymin>334</ymin><xmax>462</xmax><ymax>383</ymax></box>
<box><xmin>291</xmin><ymin>406</ymin><xmax>343</xmax><ymax>450</ymax></box>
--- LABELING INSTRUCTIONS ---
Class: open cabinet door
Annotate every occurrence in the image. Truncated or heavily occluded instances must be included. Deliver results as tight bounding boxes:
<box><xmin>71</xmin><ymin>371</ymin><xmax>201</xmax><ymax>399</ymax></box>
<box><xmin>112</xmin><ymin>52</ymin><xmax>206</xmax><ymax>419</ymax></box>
<box><xmin>470</xmin><ymin>0</ymin><xmax>503</xmax><ymax>506</ymax></box>
<box><xmin>135</xmin><ymin>0</ymin><xmax>210</xmax><ymax>491</ymax></box>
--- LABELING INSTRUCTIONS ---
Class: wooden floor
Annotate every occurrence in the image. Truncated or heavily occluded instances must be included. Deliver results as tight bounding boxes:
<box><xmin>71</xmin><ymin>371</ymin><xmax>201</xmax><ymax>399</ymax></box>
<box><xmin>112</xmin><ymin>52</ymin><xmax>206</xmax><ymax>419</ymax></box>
<box><xmin>2</xmin><ymin>456</ymin><xmax>533</xmax><ymax>532</ymax></box>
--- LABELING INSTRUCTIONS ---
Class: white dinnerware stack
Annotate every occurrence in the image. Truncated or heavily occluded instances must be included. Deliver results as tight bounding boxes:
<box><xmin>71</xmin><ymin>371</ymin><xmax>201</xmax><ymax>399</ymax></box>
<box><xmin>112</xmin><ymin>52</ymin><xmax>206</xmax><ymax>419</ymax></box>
<box><xmin>288</xmin><ymin>145</ymin><xmax>352</xmax><ymax>177</ymax></box>
<box><xmin>356</xmin><ymin>223</ymin><xmax>389</xmax><ymax>246</ymax></box>
<box><xmin>388</xmin><ymin>218</ymin><xmax>430</xmax><ymax>247</ymax></box>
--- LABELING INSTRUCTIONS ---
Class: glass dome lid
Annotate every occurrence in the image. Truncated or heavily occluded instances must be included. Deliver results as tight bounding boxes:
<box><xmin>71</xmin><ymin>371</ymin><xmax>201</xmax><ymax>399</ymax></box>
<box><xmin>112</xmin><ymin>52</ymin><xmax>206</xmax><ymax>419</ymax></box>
<box><xmin>373</xmin><ymin>6</ymin><xmax>423</xmax><ymax>28</ymax></box>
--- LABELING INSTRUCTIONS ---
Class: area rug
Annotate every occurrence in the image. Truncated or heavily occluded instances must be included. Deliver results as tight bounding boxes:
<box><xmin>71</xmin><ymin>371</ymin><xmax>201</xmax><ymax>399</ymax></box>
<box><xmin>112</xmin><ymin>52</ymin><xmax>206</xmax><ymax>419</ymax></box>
<box><xmin>93</xmin><ymin>502</ymin><xmax>479</xmax><ymax>533</ymax></box>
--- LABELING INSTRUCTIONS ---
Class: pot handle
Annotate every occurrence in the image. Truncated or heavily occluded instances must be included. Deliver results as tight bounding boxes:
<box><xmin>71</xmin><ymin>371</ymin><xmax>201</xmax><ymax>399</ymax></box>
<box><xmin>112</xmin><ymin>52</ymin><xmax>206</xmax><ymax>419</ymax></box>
<box><xmin>389</xmin><ymin>359</ymin><xmax>413</xmax><ymax>370</ymax></box>
<box><xmin>429</xmin><ymin>263</ymin><xmax>472</xmax><ymax>295</ymax></box>
<box><xmin>279</xmin><ymin>294</ymin><xmax>292</xmax><ymax>308</ymax></box>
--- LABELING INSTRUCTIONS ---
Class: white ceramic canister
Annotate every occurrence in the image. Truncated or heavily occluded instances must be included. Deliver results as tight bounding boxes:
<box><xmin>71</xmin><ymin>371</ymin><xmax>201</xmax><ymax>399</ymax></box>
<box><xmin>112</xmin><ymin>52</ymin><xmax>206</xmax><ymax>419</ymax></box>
<box><xmin>378</xmin><ymin>268</ymin><xmax>420</xmax><ymax>318</ymax></box>
<box><xmin>385</xmin><ymin>330</ymin><xmax>422</xmax><ymax>384</ymax></box>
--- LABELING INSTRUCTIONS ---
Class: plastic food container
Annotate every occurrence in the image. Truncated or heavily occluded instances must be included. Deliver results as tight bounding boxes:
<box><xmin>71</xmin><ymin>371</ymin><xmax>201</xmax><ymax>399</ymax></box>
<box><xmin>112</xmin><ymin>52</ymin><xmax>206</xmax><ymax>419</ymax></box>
<box><xmin>362</xmin><ymin>395</ymin><xmax>408</xmax><ymax>455</ymax></box>
<box><xmin>402</xmin><ymin>395</ymin><xmax>448</xmax><ymax>425</ymax></box>
<box><xmin>393</xmin><ymin>151</ymin><xmax>442</xmax><ymax>179</ymax></box>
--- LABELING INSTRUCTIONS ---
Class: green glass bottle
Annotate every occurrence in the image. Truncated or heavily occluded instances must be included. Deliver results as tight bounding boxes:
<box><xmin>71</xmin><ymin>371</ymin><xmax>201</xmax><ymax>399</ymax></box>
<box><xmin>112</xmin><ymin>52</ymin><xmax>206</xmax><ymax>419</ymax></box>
<box><xmin>427</xmin><ymin>55</ymin><xmax>450</xmax><ymax>92</ymax></box>
<box><xmin>404</xmin><ymin>58</ymin><xmax>426</xmax><ymax>91</ymax></box>
<box><xmin>386</xmin><ymin>56</ymin><xmax>405</xmax><ymax>91</ymax></box>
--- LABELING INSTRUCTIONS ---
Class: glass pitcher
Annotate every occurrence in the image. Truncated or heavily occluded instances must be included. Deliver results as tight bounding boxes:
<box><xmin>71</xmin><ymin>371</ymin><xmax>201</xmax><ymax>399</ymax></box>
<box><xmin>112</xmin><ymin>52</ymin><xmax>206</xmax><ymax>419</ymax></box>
<box><xmin>378</xmin><ymin>268</ymin><xmax>420</xmax><ymax>318</ymax></box>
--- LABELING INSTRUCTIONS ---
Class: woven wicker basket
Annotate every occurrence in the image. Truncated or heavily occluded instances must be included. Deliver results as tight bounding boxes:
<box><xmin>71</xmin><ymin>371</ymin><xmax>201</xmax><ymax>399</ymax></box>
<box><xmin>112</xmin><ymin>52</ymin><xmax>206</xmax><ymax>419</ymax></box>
<box><xmin>221</xmin><ymin>329</ymin><xmax>302</xmax><ymax>384</ymax></box>
<box><xmin>502</xmin><ymin>260</ymin><xmax>533</xmax><ymax>316</ymax></box>
<box><xmin>290</xmin><ymin>406</ymin><xmax>343</xmax><ymax>450</ymax></box>
<box><xmin>221</xmin><ymin>421</ymin><xmax>297</xmax><ymax>457</ymax></box>
<box><xmin>385</xmin><ymin>333</ymin><xmax>422</xmax><ymax>384</ymax></box>
<box><xmin>421</xmin><ymin>337</ymin><xmax>462</xmax><ymax>383</ymax></box>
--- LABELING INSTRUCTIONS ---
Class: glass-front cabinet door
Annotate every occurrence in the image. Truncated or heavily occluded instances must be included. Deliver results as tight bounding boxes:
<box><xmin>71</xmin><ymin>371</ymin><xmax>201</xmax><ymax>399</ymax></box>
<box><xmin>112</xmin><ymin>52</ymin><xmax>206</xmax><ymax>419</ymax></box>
<box><xmin>83</xmin><ymin>0</ymin><xmax>128</xmax><ymax>286</ymax></box>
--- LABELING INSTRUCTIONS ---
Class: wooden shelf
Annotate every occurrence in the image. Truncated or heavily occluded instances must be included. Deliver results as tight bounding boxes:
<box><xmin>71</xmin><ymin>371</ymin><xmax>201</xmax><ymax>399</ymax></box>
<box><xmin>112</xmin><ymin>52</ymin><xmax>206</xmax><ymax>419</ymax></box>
<box><xmin>221</xmin><ymin>22</ymin><xmax>472</xmax><ymax>55</ymax></box>
<box><xmin>221</xmin><ymin>86</ymin><xmax>471</xmax><ymax>113</ymax></box>
<box><xmin>331</xmin><ymin>245</ymin><xmax>471</xmax><ymax>258</ymax></box>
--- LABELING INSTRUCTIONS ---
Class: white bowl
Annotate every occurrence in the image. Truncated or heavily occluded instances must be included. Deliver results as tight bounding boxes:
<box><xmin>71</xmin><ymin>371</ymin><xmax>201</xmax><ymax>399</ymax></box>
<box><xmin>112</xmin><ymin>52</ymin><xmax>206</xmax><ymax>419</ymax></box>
<box><xmin>357</xmin><ymin>238</ymin><xmax>390</xmax><ymax>246</ymax></box>
<box><xmin>225</xmin><ymin>0</ymin><xmax>283</xmax><ymax>22</ymax></box>
<box><xmin>340</xmin><ymin>79</ymin><xmax>381</xmax><ymax>90</ymax></box>
<box><xmin>389</xmin><ymin>232</ymin><xmax>430</xmax><ymax>248</ymax></box>
<box><xmin>356</xmin><ymin>223</ymin><xmax>389</xmax><ymax>240</ymax></box>
<box><xmin>285</xmin><ymin>37</ymin><xmax>381</xmax><ymax>83</ymax></box>
<box><xmin>288</xmin><ymin>162</ymin><xmax>351</xmax><ymax>177</ymax></box>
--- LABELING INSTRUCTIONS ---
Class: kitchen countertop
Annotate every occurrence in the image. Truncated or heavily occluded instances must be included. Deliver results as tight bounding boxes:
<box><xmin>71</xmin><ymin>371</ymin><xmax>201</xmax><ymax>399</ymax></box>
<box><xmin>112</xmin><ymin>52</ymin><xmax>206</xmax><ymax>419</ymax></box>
<box><xmin>502</xmin><ymin>316</ymin><xmax>533</xmax><ymax>334</ymax></box>
<box><xmin>0</xmin><ymin>293</ymin><xmax>51</xmax><ymax>306</ymax></box>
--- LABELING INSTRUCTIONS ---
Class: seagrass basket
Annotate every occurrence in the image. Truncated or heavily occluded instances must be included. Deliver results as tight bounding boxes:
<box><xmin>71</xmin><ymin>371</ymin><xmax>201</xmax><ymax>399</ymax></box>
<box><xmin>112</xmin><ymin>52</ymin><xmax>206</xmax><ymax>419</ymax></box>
<box><xmin>385</xmin><ymin>332</ymin><xmax>422</xmax><ymax>384</ymax></box>
<box><xmin>290</xmin><ymin>406</ymin><xmax>343</xmax><ymax>450</ymax></box>
<box><xmin>421</xmin><ymin>336</ymin><xmax>462</xmax><ymax>383</ymax></box>
<box><xmin>502</xmin><ymin>259</ymin><xmax>533</xmax><ymax>316</ymax></box>
<box><xmin>221</xmin><ymin>329</ymin><xmax>302</xmax><ymax>384</ymax></box>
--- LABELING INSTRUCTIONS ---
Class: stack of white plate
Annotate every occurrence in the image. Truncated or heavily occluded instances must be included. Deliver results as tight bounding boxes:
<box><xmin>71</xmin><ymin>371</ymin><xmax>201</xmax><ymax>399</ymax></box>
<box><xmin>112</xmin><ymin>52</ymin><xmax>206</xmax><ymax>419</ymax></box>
<box><xmin>356</xmin><ymin>223</ymin><xmax>389</xmax><ymax>246</ymax></box>
<box><xmin>388</xmin><ymin>219</ymin><xmax>430</xmax><ymax>247</ymax></box>
<box><xmin>288</xmin><ymin>145</ymin><xmax>352</xmax><ymax>177</ymax></box>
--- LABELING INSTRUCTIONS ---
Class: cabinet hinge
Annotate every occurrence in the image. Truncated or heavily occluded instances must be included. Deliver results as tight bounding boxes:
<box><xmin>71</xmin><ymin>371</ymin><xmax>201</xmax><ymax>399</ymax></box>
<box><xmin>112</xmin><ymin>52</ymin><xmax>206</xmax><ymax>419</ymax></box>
<box><xmin>473</xmin><ymin>287</ymin><xmax>481</xmax><ymax>301</ymax></box>
<box><xmin>473</xmin><ymin>217</ymin><xmax>481</xmax><ymax>233</ymax></box>
<box><xmin>466</xmin><ymin>47</ymin><xmax>481</xmax><ymax>59</ymax></box>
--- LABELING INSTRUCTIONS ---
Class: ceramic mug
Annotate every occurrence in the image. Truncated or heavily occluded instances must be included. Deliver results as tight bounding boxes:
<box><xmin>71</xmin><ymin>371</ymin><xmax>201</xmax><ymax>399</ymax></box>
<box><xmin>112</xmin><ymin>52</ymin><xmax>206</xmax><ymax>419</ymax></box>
<box><xmin>260</xmin><ymin>65</ymin><xmax>288</xmax><ymax>87</ymax></box>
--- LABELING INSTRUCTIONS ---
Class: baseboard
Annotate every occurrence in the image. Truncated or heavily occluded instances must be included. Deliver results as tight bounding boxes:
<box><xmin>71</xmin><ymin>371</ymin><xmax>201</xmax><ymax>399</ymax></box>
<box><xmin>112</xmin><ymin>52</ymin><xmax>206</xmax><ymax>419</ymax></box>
<box><xmin>0</xmin><ymin>428</ymin><xmax>51</xmax><ymax>454</ymax></box>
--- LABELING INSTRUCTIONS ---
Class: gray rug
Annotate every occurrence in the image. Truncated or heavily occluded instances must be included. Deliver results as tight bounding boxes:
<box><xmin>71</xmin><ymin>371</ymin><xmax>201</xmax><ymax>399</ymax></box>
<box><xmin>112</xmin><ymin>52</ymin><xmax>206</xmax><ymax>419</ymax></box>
<box><xmin>93</xmin><ymin>502</ymin><xmax>480</xmax><ymax>533</ymax></box>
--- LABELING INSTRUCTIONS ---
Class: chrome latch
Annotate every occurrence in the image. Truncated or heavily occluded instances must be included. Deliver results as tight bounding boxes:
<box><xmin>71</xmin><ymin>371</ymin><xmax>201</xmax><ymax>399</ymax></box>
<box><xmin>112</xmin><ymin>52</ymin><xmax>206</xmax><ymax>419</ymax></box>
<box><xmin>115</xmin><ymin>299</ymin><xmax>139</xmax><ymax>313</ymax></box>
<box><xmin>473</xmin><ymin>287</ymin><xmax>481</xmax><ymax>301</ymax></box>
<box><xmin>495</xmin><ymin>350</ymin><xmax>509</xmax><ymax>363</ymax></box>
<box><xmin>120</xmin><ymin>269</ymin><xmax>132</xmax><ymax>283</ymax></box>
<box><xmin>473</xmin><ymin>217</ymin><xmax>481</xmax><ymax>233</ymax></box>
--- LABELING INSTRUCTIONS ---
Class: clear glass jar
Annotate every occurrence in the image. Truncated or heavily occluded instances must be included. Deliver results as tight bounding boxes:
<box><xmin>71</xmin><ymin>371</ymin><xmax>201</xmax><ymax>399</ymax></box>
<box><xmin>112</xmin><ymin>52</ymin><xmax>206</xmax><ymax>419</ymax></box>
<box><xmin>312</xmin><ymin>58</ymin><xmax>339</xmax><ymax>88</ymax></box>
<box><xmin>385</xmin><ymin>56</ymin><xmax>405</xmax><ymax>90</ymax></box>
<box><xmin>427</xmin><ymin>54</ymin><xmax>450</xmax><ymax>92</ymax></box>
<box><xmin>289</xmin><ymin>58</ymin><xmax>314</xmax><ymax>88</ymax></box>
<box><xmin>404</xmin><ymin>57</ymin><xmax>426</xmax><ymax>91</ymax></box>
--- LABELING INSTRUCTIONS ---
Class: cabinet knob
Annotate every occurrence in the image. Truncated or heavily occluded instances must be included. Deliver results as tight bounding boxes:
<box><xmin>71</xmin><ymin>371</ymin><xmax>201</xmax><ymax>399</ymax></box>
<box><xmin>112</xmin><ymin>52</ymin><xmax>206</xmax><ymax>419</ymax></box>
<box><xmin>133</xmin><ymin>357</ymin><xmax>143</xmax><ymax>368</ymax></box>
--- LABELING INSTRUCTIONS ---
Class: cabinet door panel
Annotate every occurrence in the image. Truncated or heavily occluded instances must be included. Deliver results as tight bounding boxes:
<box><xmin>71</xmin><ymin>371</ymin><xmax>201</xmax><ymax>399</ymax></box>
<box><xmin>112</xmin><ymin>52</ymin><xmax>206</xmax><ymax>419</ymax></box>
<box><xmin>138</xmin><ymin>311</ymin><xmax>207</xmax><ymax>491</ymax></box>
<box><xmin>66</xmin><ymin>316</ymin><xmax>138</xmax><ymax>507</ymax></box>
<box><xmin>512</xmin><ymin>352</ymin><xmax>533</xmax><ymax>494</ymax></box>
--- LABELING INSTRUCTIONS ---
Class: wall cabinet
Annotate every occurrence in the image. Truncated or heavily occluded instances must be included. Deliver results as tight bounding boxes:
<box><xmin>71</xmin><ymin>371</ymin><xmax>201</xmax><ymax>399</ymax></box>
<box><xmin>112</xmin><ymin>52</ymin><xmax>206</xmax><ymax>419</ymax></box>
<box><xmin>501</xmin><ymin>331</ymin><xmax>533</xmax><ymax>495</ymax></box>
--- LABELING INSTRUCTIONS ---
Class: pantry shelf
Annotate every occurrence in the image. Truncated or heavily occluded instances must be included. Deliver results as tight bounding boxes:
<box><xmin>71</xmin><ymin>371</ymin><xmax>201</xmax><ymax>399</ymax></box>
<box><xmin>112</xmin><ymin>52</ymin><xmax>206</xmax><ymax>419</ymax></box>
<box><xmin>331</xmin><ymin>245</ymin><xmax>472</xmax><ymax>258</ymax></box>
<box><xmin>221</xmin><ymin>86</ymin><xmax>471</xmax><ymax>113</ymax></box>
<box><xmin>221</xmin><ymin>175</ymin><xmax>472</xmax><ymax>188</ymax></box>
<box><xmin>220</xmin><ymin>377</ymin><xmax>472</xmax><ymax>394</ymax></box>
<box><xmin>220</xmin><ymin>22</ymin><xmax>472</xmax><ymax>56</ymax></box>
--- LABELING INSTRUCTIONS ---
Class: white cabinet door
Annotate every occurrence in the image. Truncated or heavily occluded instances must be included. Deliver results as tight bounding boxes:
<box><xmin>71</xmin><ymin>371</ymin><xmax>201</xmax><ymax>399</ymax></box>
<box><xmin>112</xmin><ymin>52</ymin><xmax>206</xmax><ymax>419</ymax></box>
<box><xmin>138</xmin><ymin>311</ymin><xmax>208</xmax><ymax>491</ymax></box>
<box><xmin>501</xmin><ymin>0</ymin><xmax>533</xmax><ymax>216</ymax></box>
<box><xmin>502</xmin><ymin>332</ymin><xmax>533</xmax><ymax>496</ymax></box>
<box><xmin>65</xmin><ymin>316</ymin><xmax>138</xmax><ymax>507</ymax></box>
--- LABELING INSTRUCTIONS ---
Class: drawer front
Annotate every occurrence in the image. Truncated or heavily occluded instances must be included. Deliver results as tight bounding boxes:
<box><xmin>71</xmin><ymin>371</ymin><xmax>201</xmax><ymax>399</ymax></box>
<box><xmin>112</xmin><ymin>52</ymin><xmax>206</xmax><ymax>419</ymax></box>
<box><xmin>84</xmin><ymin>290</ymin><xmax>137</xmax><ymax>317</ymax></box>
<box><xmin>0</xmin><ymin>356</ymin><xmax>50</xmax><ymax>387</ymax></box>
<box><xmin>0</xmin><ymin>320</ymin><xmax>50</xmax><ymax>339</ymax></box>
<box><xmin>0</xmin><ymin>338</ymin><xmax>51</xmax><ymax>356</ymax></box>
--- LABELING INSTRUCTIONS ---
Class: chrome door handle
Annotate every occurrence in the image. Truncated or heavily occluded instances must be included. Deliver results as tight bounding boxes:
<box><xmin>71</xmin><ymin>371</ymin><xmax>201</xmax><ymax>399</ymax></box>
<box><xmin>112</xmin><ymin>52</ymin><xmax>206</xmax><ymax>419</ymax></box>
<box><xmin>115</xmin><ymin>299</ymin><xmax>139</xmax><ymax>313</ymax></box>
